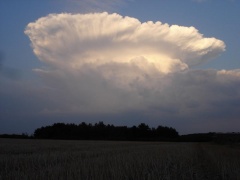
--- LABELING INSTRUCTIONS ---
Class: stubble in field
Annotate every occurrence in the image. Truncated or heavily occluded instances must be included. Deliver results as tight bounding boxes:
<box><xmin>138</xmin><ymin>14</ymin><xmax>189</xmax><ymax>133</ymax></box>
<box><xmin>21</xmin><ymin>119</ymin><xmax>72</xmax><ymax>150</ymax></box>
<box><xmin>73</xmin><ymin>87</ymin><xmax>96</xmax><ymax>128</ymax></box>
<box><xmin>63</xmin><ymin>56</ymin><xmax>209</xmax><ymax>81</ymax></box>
<box><xmin>0</xmin><ymin>139</ymin><xmax>240</xmax><ymax>180</ymax></box>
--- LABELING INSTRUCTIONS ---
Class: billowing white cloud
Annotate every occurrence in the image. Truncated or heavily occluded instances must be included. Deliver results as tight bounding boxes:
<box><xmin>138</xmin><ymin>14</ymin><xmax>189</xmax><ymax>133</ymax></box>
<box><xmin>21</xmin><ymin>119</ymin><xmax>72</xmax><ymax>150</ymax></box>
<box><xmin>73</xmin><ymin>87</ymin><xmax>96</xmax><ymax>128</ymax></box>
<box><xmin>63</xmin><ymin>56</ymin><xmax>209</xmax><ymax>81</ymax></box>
<box><xmin>25</xmin><ymin>12</ymin><xmax>225</xmax><ymax>74</ymax></box>
<box><xmin>24</xmin><ymin>12</ymin><xmax>240</xmax><ymax>128</ymax></box>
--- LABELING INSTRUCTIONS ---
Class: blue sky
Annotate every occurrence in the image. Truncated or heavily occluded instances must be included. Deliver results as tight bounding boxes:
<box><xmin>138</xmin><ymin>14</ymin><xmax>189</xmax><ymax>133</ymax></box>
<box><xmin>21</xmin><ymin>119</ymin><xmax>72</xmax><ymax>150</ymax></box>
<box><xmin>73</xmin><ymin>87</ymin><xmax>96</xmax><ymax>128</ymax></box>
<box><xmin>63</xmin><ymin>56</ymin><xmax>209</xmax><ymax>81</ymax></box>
<box><xmin>0</xmin><ymin>0</ymin><xmax>240</xmax><ymax>134</ymax></box>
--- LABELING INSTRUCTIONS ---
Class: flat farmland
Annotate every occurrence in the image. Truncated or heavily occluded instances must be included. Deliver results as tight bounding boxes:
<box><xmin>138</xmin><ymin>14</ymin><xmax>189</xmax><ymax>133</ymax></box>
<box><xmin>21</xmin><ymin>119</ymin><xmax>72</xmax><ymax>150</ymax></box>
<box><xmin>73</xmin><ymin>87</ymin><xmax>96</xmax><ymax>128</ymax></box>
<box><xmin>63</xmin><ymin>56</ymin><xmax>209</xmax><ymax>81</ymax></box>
<box><xmin>0</xmin><ymin>139</ymin><xmax>240</xmax><ymax>180</ymax></box>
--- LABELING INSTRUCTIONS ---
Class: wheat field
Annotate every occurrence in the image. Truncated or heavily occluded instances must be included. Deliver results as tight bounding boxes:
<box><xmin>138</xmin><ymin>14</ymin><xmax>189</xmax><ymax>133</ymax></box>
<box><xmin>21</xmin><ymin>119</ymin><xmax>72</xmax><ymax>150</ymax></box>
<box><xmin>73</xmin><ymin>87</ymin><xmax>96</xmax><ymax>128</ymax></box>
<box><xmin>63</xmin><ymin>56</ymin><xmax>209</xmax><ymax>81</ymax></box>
<box><xmin>0</xmin><ymin>138</ymin><xmax>240</xmax><ymax>180</ymax></box>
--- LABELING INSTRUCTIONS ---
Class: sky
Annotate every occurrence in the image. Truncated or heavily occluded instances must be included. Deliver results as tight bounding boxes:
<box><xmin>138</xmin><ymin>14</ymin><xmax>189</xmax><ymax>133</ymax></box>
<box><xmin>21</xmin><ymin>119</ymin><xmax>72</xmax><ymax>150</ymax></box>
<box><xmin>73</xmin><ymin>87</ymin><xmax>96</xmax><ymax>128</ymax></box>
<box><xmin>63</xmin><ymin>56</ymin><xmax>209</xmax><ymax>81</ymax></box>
<box><xmin>0</xmin><ymin>0</ymin><xmax>240</xmax><ymax>135</ymax></box>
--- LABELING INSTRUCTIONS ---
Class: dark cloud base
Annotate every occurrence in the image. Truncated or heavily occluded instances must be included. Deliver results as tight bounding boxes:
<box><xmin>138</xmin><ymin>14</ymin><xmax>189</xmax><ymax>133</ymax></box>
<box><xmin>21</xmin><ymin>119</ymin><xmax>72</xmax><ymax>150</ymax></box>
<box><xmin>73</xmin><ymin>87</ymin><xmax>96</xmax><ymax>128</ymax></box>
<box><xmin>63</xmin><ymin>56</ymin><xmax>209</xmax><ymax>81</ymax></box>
<box><xmin>1</xmin><ymin>68</ymin><xmax>240</xmax><ymax>135</ymax></box>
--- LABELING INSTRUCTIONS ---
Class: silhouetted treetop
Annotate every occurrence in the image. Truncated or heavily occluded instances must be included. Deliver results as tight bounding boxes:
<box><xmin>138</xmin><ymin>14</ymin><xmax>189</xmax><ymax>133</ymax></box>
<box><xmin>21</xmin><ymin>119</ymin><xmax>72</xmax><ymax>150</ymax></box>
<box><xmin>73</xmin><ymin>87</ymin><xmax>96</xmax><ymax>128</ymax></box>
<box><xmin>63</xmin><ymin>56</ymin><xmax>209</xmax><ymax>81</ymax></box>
<box><xmin>34</xmin><ymin>122</ymin><xmax>179</xmax><ymax>141</ymax></box>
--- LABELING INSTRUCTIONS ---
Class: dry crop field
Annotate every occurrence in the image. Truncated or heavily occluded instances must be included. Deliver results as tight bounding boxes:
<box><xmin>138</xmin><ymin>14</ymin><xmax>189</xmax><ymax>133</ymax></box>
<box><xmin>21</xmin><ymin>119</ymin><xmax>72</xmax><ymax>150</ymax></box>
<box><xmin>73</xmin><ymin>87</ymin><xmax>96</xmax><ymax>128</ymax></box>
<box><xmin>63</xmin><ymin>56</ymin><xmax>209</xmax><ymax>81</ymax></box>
<box><xmin>0</xmin><ymin>139</ymin><xmax>240</xmax><ymax>180</ymax></box>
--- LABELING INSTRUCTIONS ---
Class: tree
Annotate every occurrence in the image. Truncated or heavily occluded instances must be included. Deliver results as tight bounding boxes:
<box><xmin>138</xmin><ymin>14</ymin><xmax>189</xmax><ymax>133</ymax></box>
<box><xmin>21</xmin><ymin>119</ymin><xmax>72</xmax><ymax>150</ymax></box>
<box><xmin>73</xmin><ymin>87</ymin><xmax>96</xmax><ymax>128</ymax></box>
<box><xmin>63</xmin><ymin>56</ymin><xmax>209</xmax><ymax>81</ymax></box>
<box><xmin>33</xmin><ymin>122</ymin><xmax>179</xmax><ymax>141</ymax></box>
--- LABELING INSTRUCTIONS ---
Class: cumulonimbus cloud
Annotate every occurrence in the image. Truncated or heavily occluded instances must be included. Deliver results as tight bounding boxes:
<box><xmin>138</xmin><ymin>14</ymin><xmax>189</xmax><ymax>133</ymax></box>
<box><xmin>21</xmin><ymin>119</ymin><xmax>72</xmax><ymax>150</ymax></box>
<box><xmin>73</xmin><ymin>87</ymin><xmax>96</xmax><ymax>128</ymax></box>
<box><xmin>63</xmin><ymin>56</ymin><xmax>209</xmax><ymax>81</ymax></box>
<box><xmin>25</xmin><ymin>12</ymin><xmax>225</xmax><ymax>73</ymax></box>
<box><xmin>24</xmin><ymin>12</ymin><xmax>240</xmax><ymax>118</ymax></box>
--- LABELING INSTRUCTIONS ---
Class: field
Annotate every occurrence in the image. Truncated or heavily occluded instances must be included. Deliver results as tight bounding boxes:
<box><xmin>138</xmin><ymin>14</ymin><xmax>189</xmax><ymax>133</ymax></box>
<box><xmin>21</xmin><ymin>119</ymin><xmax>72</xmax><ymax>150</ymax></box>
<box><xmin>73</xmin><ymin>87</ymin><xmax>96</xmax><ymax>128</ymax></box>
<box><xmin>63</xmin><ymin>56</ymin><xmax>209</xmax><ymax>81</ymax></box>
<box><xmin>0</xmin><ymin>139</ymin><xmax>240</xmax><ymax>180</ymax></box>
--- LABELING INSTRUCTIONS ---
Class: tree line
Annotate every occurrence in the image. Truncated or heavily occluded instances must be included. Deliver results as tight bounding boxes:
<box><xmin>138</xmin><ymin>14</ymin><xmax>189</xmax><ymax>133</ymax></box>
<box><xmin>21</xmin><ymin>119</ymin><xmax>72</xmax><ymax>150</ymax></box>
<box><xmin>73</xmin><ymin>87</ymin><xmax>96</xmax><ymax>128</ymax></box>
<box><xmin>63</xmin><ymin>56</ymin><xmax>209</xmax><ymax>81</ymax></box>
<box><xmin>1</xmin><ymin>122</ymin><xmax>239</xmax><ymax>143</ymax></box>
<box><xmin>33</xmin><ymin>122</ymin><xmax>179</xmax><ymax>141</ymax></box>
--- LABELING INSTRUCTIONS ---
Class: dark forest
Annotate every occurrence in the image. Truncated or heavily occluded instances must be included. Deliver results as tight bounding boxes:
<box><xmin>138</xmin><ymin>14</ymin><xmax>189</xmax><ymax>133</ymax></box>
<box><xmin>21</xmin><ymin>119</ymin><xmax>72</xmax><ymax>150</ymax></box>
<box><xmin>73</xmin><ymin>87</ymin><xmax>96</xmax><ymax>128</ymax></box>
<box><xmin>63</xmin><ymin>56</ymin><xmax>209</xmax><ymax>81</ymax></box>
<box><xmin>1</xmin><ymin>122</ymin><xmax>240</xmax><ymax>143</ymax></box>
<box><xmin>33</xmin><ymin>122</ymin><xmax>179</xmax><ymax>141</ymax></box>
